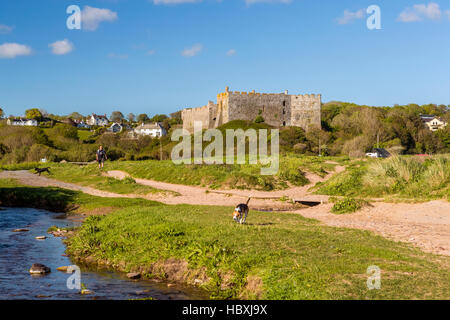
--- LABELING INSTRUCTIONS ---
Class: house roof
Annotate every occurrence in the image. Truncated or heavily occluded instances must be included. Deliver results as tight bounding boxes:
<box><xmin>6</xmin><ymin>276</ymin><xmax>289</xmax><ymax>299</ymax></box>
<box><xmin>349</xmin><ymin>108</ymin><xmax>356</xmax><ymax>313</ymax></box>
<box><xmin>420</xmin><ymin>115</ymin><xmax>444</xmax><ymax>123</ymax></box>
<box><xmin>91</xmin><ymin>114</ymin><xmax>108</xmax><ymax>120</ymax></box>
<box><xmin>9</xmin><ymin>118</ymin><xmax>36</xmax><ymax>122</ymax></box>
<box><xmin>136</xmin><ymin>123</ymin><xmax>164</xmax><ymax>130</ymax></box>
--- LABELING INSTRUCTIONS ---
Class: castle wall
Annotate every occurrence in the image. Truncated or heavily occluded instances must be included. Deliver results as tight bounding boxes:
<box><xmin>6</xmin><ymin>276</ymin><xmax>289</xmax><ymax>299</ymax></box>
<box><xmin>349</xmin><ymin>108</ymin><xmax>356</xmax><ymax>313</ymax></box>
<box><xmin>182</xmin><ymin>101</ymin><xmax>217</xmax><ymax>133</ymax></box>
<box><xmin>290</xmin><ymin>94</ymin><xmax>321</xmax><ymax>129</ymax></box>
<box><xmin>226</xmin><ymin>91</ymin><xmax>291</xmax><ymax>127</ymax></box>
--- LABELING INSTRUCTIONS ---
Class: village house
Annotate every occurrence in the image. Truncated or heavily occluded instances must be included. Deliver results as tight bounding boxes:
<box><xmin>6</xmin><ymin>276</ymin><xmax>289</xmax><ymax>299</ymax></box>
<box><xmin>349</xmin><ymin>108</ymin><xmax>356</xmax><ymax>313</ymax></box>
<box><xmin>109</xmin><ymin>122</ymin><xmax>123</xmax><ymax>133</ymax></box>
<box><xmin>7</xmin><ymin>118</ymin><xmax>39</xmax><ymax>127</ymax></box>
<box><xmin>420</xmin><ymin>115</ymin><xmax>448</xmax><ymax>132</ymax></box>
<box><xmin>108</xmin><ymin>122</ymin><xmax>132</xmax><ymax>133</ymax></box>
<box><xmin>86</xmin><ymin>114</ymin><xmax>109</xmax><ymax>127</ymax></box>
<box><xmin>74</xmin><ymin>120</ymin><xmax>91</xmax><ymax>129</ymax></box>
<box><xmin>133</xmin><ymin>122</ymin><xmax>167</xmax><ymax>138</ymax></box>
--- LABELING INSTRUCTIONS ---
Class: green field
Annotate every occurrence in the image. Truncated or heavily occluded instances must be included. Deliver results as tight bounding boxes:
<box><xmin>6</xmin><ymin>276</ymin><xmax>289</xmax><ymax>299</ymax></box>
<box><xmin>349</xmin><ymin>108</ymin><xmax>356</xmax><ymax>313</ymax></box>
<box><xmin>314</xmin><ymin>155</ymin><xmax>450</xmax><ymax>201</ymax></box>
<box><xmin>1</xmin><ymin>178</ymin><xmax>448</xmax><ymax>300</ymax></box>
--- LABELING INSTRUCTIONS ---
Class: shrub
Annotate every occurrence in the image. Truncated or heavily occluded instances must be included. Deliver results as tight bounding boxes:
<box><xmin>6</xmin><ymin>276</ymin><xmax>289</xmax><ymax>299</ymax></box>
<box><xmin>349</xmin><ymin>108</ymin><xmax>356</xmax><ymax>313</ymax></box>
<box><xmin>331</xmin><ymin>197</ymin><xmax>368</xmax><ymax>214</ymax></box>
<box><xmin>254</xmin><ymin>116</ymin><xmax>265</xmax><ymax>123</ymax></box>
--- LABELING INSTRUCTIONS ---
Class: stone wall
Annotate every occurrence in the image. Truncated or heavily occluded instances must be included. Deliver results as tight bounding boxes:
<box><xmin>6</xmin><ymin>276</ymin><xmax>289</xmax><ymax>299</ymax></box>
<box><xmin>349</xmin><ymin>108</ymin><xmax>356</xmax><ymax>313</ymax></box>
<box><xmin>226</xmin><ymin>91</ymin><xmax>291</xmax><ymax>127</ymax></box>
<box><xmin>182</xmin><ymin>101</ymin><xmax>217</xmax><ymax>133</ymax></box>
<box><xmin>290</xmin><ymin>94</ymin><xmax>321</xmax><ymax>129</ymax></box>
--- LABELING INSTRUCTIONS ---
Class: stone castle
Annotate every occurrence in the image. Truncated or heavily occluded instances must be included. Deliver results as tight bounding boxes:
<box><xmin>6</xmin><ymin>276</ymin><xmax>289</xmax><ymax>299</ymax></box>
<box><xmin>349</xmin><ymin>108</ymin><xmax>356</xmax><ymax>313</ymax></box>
<box><xmin>182</xmin><ymin>87</ymin><xmax>321</xmax><ymax>133</ymax></box>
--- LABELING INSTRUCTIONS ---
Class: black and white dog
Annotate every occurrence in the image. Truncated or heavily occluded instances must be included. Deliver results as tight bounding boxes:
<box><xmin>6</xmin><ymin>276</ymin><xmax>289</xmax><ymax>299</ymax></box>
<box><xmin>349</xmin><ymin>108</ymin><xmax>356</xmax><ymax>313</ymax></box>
<box><xmin>34</xmin><ymin>167</ymin><xmax>51</xmax><ymax>176</ymax></box>
<box><xmin>233</xmin><ymin>197</ymin><xmax>251</xmax><ymax>224</ymax></box>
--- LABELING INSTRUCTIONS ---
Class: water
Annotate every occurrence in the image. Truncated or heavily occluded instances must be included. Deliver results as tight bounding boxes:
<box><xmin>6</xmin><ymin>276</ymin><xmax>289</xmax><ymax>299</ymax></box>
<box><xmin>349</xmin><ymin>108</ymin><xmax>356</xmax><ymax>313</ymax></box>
<box><xmin>0</xmin><ymin>207</ymin><xmax>207</xmax><ymax>300</ymax></box>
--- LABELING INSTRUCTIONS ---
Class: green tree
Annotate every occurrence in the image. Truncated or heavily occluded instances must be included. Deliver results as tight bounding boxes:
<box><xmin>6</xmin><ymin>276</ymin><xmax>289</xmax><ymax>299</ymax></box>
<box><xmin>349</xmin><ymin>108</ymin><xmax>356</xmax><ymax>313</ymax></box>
<box><xmin>150</xmin><ymin>114</ymin><xmax>168</xmax><ymax>123</ymax></box>
<box><xmin>0</xmin><ymin>107</ymin><xmax>4</xmax><ymax>118</ymax></box>
<box><xmin>69</xmin><ymin>112</ymin><xmax>83</xmax><ymax>120</ymax></box>
<box><xmin>25</xmin><ymin>108</ymin><xmax>43</xmax><ymax>120</ymax></box>
<box><xmin>111</xmin><ymin>111</ymin><xmax>124</xmax><ymax>123</ymax></box>
<box><xmin>137</xmin><ymin>113</ymin><xmax>149</xmax><ymax>123</ymax></box>
<box><xmin>127</xmin><ymin>113</ymin><xmax>135</xmax><ymax>123</ymax></box>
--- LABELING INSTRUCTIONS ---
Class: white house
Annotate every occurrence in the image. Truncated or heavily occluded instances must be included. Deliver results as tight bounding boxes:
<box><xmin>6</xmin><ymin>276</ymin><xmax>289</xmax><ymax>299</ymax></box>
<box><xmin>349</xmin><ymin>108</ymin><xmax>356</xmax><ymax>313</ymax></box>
<box><xmin>420</xmin><ymin>115</ymin><xmax>448</xmax><ymax>132</ymax></box>
<box><xmin>134</xmin><ymin>122</ymin><xmax>167</xmax><ymax>138</ymax></box>
<box><xmin>109</xmin><ymin>122</ymin><xmax>123</xmax><ymax>133</ymax></box>
<box><xmin>87</xmin><ymin>114</ymin><xmax>109</xmax><ymax>127</ymax></box>
<box><xmin>7</xmin><ymin>118</ymin><xmax>38</xmax><ymax>126</ymax></box>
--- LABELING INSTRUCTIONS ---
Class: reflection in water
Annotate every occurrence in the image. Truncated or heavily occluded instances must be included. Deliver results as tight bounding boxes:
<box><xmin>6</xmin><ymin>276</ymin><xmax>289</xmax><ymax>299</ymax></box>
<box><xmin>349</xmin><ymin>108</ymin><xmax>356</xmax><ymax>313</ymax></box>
<box><xmin>0</xmin><ymin>208</ymin><xmax>207</xmax><ymax>300</ymax></box>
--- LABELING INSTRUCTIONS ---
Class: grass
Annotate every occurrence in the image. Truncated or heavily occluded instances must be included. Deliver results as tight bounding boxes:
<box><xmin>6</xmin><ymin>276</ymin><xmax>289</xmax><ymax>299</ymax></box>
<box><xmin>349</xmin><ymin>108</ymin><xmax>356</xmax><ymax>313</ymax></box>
<box><xmin>0</xmin><ymin>178</ymin><xmax>160</xmax><ymax>214</ymax></box>
<box><xmin>0</xmin><ymin>162</ymin><xmax>41</xmax><ymax>171</ymax></box>
<box><xmin>0</xmin><ymin>155</ymin><xmax>342</xmax><ymax>191</ymax></box>
<box><xmin>34</xmin><ymin>163</ymin><xmax>171</xmax><ymax>196</ymax></box>
<box><xmin>330</xmin><ymin>197</ymin><xmax>369</xmax><ymax>214</ymax></box>
<box><xmin>66</xmin><ymin>203</ymin><xmax>450</xmax><ymax>300</ymax></box>
<box><xmin>106</xmin><ymin>155</ymin><xmax>340</xmax><ymax>191</ymax></box>
<box><xmin>314</xmin><ymin>155</ymin><xmax>450</xmax><ymax>201</ymax></box>
<box><xmin>1</xmin><ymin>178</ymin><xmax>449</xmax><ymax>300</ymax></box>
<box><xmin>77</xmin><ymin>130</ymin><xmax>93</xmax><ymax>141</ymax></box>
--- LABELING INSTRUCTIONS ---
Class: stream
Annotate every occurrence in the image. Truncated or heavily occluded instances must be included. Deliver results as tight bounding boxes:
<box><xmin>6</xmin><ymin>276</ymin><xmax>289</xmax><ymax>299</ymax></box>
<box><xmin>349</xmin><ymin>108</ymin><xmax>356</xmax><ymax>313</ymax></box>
<box><xmin>0</xmin><ymin>207</ymin><xmax>207</xmax><ymax>300</ymax></box>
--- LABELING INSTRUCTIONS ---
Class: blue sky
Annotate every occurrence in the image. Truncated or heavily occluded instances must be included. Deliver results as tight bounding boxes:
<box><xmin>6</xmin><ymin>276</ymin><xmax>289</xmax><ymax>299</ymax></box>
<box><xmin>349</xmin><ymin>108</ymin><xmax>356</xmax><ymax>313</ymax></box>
<box><xmin>0</xmin><ymin>0</ymin><xmax>449</xmax><ymax>117</ymax></box>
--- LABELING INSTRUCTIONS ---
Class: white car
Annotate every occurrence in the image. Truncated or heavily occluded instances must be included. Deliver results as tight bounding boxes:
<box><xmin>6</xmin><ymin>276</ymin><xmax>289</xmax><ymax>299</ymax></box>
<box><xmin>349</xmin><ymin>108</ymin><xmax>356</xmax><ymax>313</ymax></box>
<box><xmin>365</xmin><ymin>152</ymin><xmax>379</xmax><ymax>158</ymax></box>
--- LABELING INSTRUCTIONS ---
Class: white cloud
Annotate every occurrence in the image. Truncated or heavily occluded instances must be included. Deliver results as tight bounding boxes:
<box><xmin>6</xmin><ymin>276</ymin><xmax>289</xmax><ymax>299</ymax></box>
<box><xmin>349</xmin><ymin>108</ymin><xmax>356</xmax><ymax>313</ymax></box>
<box><xmin>49</xmin><ymin>39</ymin><xmax>74</xmax><ymax>55</ymax></box>
<box><xmin>147</xmin><ymin>49</ymin><xmax>156</xmax><ymax>55</ymax></box>
<box><xmin>108</xmin><ymin>53</ymin><xmax>128</xmax><ymax>59</ymax></box>
<box><xmin>153</xmin><ymin>0</ymin><xmax>202</xmax><ymax>5</ymax></box>
<box><xmin>245</xmin><ymin>0</ymin><xmax>291</xmax><ymax>5</ymax></box>
<box><xmin>182</xmin><ymin>44</ymin><xmax>202</xmax><ymax>57</ymax></box>
<box><xmin>445</xmin><ymin>10</ymin><xmax>450</xmax><ymax>20</ymax></box>
<box><xmin>336</xmin><ymin>9</ymin><xmax>365</xmax><ymax>25</ymax></box>
<box><xmin>226</xmin><ymin>49</ymin><xmax>236</xmax><ymax>56</ymax></box>
<box><xmin>398</xmin><ymin>2</ymin><xmax>441</xmax><ymax>22</ymax></box>
<box><xmin>81</xmin><ymin>6</ymin><xmax>118</xmax><ymax>31</ymax></box>
<box><xmin>0</xmin><ymin>24</ymin><xmax>13</xmax><ymax>34</ymax></box>
<box><xmin>0</xmin><ymin>43</ymin><xmax>32</xmax><ymax>59</ymax></box>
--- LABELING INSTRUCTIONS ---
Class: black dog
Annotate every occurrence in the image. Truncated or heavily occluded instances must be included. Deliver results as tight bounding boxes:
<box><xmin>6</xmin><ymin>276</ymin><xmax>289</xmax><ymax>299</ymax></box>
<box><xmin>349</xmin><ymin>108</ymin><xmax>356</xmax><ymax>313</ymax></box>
<box><xmin>34</xmin><ymin>167</ymin><xmax>51</xmax><ymax>176</ymax></box>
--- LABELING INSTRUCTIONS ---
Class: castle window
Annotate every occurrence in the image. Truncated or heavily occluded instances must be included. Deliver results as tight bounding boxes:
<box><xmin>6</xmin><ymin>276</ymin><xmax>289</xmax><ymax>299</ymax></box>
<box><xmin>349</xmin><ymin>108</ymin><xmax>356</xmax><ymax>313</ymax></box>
<box><xmin>283</xmin><ymin>101</ymin><xmax>286</xmax><ymax>107</ymax></box>
<box><xmin>283</xmin><ymin>109</ymin><xmax>286</xmax><ymax>115</ymax></box>
<box><xmin>283</xmin><ymin>121</ymin><xmax>286</xmax><ymax>126</ymax></box>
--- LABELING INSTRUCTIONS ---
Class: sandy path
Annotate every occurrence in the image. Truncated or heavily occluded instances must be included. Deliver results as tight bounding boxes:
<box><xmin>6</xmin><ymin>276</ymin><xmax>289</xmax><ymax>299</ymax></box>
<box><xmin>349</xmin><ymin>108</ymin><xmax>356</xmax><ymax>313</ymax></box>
<box><xmin>294</xmin><ymin>201</ymin><xmax>450</xmax><ymax>256</ymax></box>
<box><xmin>1</xmin><ymin>168</ymin><xmax>449</xmax><ymax>256</ymax></box>
<box><xmin>105</xmin><ymin>164</ymin><xmax>346</xmax><ymax>203</ymax></box>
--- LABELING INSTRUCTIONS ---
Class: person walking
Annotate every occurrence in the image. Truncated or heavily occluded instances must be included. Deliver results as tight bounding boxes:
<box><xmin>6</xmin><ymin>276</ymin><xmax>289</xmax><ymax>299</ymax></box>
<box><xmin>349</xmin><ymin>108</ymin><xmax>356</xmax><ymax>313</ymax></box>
<box><xmin>96</xmin><ymin>146</ymin><xmax>107</xmax><ymax>169</ymax></box>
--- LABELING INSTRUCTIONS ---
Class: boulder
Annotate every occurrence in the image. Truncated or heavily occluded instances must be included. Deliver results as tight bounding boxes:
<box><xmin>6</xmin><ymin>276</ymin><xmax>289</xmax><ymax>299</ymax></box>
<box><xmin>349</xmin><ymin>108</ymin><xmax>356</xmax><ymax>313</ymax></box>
<box><xmin>127</xmin><ymin>272</ymin><xmax>141</xmax><ymax>280</ymax></box>
<box><xmin>35</xmin><ymin>236</ymin><xmax>47</xmax><ymax>240</ymax></box>
<box><xmin>13</xmin><ymin>229</ymin><xmax>29</xmax><ymax>232</ymax></box>
<box><xmin>29</xmin><ymin>263</ymin><xmax>51</xmax><ymax>275</ymax></box>
<box><xmin>81</xmin><ymin>289</ymin><xmax>93</xmax><ymax>295</ymax></box>
<box><xmin>56</xmin><ymin>266</ymin><xmax>69</xmax><ymax>272</ymax></box>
